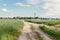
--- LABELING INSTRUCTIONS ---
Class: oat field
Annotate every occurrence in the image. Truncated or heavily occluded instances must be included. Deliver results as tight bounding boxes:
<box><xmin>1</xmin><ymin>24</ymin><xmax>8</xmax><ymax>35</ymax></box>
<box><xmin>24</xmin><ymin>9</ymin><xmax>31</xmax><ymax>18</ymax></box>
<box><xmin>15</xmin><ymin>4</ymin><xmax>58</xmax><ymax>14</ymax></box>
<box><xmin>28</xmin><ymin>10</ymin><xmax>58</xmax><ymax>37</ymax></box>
<box><xmin>0</xmin><ymin>19</ymin><xmax>24</xmax><ymax>40</ymax></box>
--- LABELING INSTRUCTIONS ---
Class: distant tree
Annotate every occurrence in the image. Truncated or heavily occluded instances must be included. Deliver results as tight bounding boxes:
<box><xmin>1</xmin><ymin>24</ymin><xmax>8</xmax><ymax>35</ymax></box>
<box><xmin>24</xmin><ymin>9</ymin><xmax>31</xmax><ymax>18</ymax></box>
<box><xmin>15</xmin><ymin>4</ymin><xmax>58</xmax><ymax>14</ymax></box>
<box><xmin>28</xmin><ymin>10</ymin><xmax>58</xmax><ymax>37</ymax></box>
<box><xmin>13</xmin><ymin>17</ymin><xmax>15</xmax><ymax>19</ymax></box>
<box><xmin>0</xmin><ymin>17</ymin><xmax>2</xmax><ymax>19</ymax></box>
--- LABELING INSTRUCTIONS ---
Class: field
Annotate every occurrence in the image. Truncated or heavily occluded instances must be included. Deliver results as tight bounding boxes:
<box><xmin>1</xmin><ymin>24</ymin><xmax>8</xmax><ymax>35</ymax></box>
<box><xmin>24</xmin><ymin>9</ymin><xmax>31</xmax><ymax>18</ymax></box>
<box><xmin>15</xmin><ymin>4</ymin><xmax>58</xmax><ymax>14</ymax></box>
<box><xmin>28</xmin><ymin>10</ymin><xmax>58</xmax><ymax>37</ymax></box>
<box><xmin>25</xmin><ymin>19</ymin><xmax>60</xmax><ymax>26</ymax></box>
<box><xmin>0</xmin><ymin>18</ymin><xmax>60</xmax><ymax>40</ymax></box>
<box><xmin>0</xmin><ymin>19</ymin><xmax>24</xmax><ymax>40</ymax></box>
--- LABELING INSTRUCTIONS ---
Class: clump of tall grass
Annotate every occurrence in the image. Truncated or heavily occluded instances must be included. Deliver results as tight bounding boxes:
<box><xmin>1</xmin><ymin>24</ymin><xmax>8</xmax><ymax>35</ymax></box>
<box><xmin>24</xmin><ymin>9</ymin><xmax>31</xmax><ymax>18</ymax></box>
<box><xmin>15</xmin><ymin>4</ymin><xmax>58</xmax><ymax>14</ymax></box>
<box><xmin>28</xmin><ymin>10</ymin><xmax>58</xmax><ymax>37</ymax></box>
<box><xmin>30</xmin><ymin>24</ymin><xmax>34</xmax><ymax>31</ymax></box>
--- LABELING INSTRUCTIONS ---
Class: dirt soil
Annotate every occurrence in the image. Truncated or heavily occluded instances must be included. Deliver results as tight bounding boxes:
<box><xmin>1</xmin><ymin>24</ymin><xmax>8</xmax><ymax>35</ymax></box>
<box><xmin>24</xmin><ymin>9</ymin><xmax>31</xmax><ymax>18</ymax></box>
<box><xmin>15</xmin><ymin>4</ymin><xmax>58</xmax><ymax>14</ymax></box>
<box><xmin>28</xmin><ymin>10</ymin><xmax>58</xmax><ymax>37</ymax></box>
<box><xmin>18</xmin><ymin>21</ymin><xmax>53</xmax><ymax>40</ymax></box>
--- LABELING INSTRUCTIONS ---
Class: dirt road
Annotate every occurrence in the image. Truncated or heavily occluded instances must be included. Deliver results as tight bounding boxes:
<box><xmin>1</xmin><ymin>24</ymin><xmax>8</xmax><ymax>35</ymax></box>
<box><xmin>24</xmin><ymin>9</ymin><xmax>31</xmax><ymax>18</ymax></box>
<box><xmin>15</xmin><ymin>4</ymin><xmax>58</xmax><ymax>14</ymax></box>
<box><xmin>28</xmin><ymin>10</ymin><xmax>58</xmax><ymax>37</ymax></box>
<box><xmin>30</xmin><ymin>23</ymin><xmax>53</xmax><ymax>40</ymax></box>
<box><xmin>18</xmin><ymin>22</ymin><xmax>36</xmax><ymax>40</ymax></box>
<box><xmin>18</xmin><ymin>21</ymin><xmax>53</xmax><ymax>40</ymax></box>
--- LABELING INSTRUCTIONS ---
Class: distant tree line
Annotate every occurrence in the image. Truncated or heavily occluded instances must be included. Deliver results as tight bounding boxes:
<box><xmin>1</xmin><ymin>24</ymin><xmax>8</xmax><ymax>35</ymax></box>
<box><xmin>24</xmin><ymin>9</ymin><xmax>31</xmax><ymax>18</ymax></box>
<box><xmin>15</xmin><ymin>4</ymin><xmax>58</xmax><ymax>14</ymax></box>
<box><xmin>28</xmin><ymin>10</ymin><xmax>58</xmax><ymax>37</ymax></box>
<box><xmin>0</xmin><ymin>17</ymin><xmax>60</xmax><ymax>20</ymax></box>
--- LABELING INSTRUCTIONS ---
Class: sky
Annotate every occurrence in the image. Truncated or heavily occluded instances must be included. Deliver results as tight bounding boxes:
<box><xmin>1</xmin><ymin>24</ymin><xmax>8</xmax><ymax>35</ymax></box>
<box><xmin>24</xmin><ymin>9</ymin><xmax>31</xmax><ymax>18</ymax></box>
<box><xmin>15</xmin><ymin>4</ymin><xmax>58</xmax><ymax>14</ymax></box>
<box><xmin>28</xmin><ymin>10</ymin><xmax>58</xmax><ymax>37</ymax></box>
<box><xmin>0</xmin><ymin>0</ymin><xmax>60</xmax><ymax>18</ymax></box>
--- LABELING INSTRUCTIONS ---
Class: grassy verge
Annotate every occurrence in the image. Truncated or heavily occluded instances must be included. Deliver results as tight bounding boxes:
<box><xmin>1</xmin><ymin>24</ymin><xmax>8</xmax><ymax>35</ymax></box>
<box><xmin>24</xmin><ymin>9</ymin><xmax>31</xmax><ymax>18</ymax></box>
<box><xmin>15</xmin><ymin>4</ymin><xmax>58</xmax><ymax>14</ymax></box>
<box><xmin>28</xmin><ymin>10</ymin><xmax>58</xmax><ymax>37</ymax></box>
<box><xmin>25</xmin><ymin>19</ymin><xmax>60</xmax><ymax>26</ymax></box>
<box><xmin>30</xmin><ymin>24</ymin><xmax>43</xmax><ymax>40</ymax></box>
<box><xmin>35</xmin><ymin>32</ymin><xmax>43</xmax><ymax>40</ymax></box>
<box><xmin>39</xmin><ymin>25</ymin><xmax>60</xmax><ymax>40</ymax></box>
<box><xmin>0</xmin><ymin>19</ymin><xmax>24</xmax><ymax>40</ymax></box>
<box><xmin>30</xmin><ymin>24</ymin><xmax>34</xmax><ymax>31</ymax></box>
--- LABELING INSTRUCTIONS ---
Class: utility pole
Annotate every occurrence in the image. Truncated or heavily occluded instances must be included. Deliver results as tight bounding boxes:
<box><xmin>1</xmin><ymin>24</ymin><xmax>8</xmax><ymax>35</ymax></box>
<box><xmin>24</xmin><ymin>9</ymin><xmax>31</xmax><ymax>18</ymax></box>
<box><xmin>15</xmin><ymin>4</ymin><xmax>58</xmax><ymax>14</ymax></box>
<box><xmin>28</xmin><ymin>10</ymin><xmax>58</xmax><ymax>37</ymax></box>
<box><xmin>34</xmin><ymin>12</ymin><xmax>36</xmax><ymax>18</ymax></box>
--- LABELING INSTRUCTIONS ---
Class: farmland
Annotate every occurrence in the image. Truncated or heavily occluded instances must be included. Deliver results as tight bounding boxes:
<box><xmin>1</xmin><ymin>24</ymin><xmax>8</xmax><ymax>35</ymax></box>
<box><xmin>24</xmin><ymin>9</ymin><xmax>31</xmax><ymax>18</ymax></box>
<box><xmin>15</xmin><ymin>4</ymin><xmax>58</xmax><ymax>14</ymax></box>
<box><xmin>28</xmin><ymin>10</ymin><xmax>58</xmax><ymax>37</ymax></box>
<box><xmin>25</xmin><ymin>19</ymin><xmax>60</xmax><ymax>26</ymax></box>
<box><xmin>0</xmin><ymin>19</ymin><xmax>24</xmax><ymax>40</ymax></box>
<box><xmin>0</xmin><ymin>18</ymin><xmax>60</xmax><ymax>40</ymax></box>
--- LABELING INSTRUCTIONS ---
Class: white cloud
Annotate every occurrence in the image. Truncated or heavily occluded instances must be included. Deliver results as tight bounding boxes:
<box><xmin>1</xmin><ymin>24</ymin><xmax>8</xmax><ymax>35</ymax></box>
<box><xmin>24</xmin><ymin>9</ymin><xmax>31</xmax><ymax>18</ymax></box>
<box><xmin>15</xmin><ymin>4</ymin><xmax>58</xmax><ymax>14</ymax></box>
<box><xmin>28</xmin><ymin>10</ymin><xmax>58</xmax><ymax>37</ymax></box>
<box><xmin>44</xmin><ymin>0</ymin><xmax>60</xmax><ymax>3</ymax></box>
<box><xmin>27</xmin><ymin>0</ymin><xmax>40</xmax><ymax>5</ymax></box>
<box><xmin>16</xmin><ymin>3</ymin><xmax>31</xmax><ymax>7</ymax></box>
<box><xmin>42</xmin><ymin>0</ymin><xmax>60</xmax><ymax>18</ymax></box>
<box><xmin>0</xmin><ymin>8</ymin><xmax>9</xmax><ymax>12</ymax></box>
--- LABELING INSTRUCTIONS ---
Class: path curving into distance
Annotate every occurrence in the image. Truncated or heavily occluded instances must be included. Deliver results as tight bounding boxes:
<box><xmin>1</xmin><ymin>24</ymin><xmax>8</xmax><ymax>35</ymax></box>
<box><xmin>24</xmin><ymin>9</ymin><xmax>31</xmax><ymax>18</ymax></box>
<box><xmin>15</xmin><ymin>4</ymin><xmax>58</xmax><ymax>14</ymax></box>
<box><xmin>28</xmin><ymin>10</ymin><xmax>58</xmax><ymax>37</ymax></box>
<box><xmin>18</xmin><ymin>21</ymin><xmax>36</xmax><ymax>40</ymax></box>
<box><xmin>18</xmin><ymin>21</ymin><xmax>53</xmax><ymax>40</ymax></box>
<box><xmin>30</xmin><ymin>23</ymin><xmax>53</xmax><ymax>40</ymax></box>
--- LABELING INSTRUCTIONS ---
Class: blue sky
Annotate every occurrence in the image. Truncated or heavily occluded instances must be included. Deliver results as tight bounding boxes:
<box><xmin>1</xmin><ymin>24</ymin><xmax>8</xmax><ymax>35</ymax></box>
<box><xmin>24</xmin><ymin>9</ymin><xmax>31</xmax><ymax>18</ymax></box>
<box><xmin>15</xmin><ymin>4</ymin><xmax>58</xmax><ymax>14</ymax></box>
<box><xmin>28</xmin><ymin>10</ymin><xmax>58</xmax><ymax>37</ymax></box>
<box><xmin>0</xmin><ymin>0</ymin><xmax>60</xmax><ymax>18</ymax></box>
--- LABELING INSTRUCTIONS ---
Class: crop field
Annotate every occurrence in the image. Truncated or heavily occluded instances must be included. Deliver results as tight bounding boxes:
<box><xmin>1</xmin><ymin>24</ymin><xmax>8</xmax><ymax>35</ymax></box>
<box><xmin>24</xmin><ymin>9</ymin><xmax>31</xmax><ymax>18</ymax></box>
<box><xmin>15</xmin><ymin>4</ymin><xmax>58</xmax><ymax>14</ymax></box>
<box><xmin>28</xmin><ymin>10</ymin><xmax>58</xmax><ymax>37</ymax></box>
<box><xmin>0</xmin><ymin>19</ymin><xmax>24</xmax><ymax>40</ymax></box>
<box><xmin>25</xmin><ymin>19</ymin><xmax>60</xmax><ymax>26</ymax></box>
<box><xmin>0</xmin><ymin>19</ymin><xmax>60</xmax><ymax>40</ymax></box>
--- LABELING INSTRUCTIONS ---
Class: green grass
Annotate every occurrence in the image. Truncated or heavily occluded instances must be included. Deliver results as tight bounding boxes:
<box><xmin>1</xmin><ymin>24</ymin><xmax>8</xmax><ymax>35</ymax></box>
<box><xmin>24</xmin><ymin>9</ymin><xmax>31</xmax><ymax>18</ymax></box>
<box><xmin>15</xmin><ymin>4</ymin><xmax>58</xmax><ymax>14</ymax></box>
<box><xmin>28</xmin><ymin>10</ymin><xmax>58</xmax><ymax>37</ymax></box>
<box><xmin>30</xmin><ymin>24</ymin><xmax>43</xmax><ymax>40</ymax></box>
<box><xmin>35</xmin><ymin>32</ymin><xmax>43</xmax><ymax>40</ymax></box>
<box><xmin>25</xmin><ymin>19</ymin><xmax>60</xmax><ymax>26</ymax></box>
<box><xmin>30</xmin><ymin>24</ymin><xmax>34</xmax><ymax>31</ymax></box>
<box><xmin>39</xmin><ymin>26</ymin><xmax>60</xmax><ymax>40</ymax></box>
<box><xmin>0</xmin><ymin>19</ymin><xmax>24</xmax><ymax>40</ymax></box>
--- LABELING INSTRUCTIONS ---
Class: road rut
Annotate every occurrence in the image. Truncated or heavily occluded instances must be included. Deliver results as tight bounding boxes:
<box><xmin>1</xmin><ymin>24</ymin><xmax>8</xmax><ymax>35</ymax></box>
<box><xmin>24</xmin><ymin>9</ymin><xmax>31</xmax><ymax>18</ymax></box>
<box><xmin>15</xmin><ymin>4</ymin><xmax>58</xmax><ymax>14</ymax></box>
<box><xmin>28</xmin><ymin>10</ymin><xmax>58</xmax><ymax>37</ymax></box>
<box><xmin>18</xmin><ymin>22</ymin><xmax>36</xmax><ymax>40</ymax></box>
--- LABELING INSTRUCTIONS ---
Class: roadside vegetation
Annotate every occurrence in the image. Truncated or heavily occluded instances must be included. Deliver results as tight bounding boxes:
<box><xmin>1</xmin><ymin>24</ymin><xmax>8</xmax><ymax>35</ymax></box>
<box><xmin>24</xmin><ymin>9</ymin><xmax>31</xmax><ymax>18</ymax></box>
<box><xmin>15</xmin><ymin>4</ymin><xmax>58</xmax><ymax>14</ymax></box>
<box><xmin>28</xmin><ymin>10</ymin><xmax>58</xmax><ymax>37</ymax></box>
<box><xmin>35</xmin><ymin>32</ymin><xmax>43</xmax><ymax>40</ymax></box>
<box><xmin>0</xmin><ymin>19</ymin><xmax>24</xmax><ymax>40</ymax></box>
<box><xmin>39</xmin><ymin>25</ymin><xmax>60</xmax><ymax>40</ymax></box>
<box><xmin>25</xmin><ymin>19</ymin><xmax>60</xmax><ymax>26</ymax></box>
<box><xmin>30</xmin><ymin>24</ymin><xmax>43</xmax><ymax>40</ymax></box>
<box><xmin>30</xmin><ymin>24</ymin><xmax>34</xmax><ymax>31</ymax></box>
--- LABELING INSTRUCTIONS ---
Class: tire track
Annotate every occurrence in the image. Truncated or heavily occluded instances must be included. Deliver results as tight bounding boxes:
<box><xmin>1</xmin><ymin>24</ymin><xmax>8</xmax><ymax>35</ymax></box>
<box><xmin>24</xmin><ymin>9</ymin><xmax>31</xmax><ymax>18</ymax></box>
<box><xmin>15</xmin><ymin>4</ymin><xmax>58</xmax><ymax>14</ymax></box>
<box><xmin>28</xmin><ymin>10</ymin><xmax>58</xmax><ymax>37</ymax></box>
<box><xmin>28</xmin><ymin>22</ymin><xmax>53</xmax><ymax>40</ymax></box>
<box><xmin>18</xmin><ymin>21</ymin><xmax>36</xmax><ymax>40</ymax></box>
